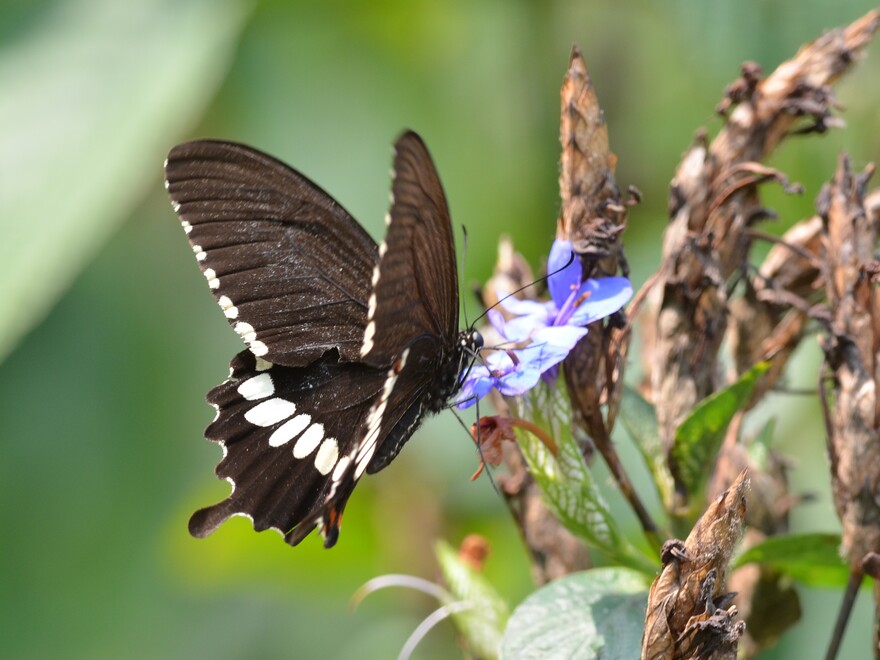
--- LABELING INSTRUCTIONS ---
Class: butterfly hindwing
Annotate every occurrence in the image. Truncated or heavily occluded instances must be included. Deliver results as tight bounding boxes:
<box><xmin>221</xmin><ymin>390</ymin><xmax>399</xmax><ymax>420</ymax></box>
<box><xmin>189</xmin><ymin>350</ymin><xmax>390</xmax><ymax>545</ymax></box>
<box><xmin>165</xmin><ymin>140</ymin><xmax>378</xmax><ymax>368</ymax></box>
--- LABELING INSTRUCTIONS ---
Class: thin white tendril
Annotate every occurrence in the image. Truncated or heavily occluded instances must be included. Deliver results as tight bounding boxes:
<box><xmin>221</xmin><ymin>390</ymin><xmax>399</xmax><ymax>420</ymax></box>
<box><xmin>398</xmin><ymin>601</ymin><xmax>475</xmax><ymax>660</ymax></box>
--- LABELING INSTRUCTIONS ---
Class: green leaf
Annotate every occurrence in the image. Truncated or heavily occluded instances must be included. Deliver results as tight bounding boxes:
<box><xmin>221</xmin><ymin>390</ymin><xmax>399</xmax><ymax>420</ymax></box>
<box><xmin>734</xmin><ymin>533</ymin><xmax>850</xmax><ymax>588</ymax></box>
<box><xmin>619</xmin><ymin>386</ymin><xmax>676</xmax><ymax>511</ymax></box>
<box><xmin>672</xmin><ymin>361</ymin><xmax>771</xmax><ymax>503</ymax></box>
<box><xmin>501</xmin><ymin>568</ymin><xmax>649</xmax><ymax>660</ymax></box>
<box><xmin>746</xmin><ymin>417</ymin><xmax>775</xmax><ymax>469</ymax></box>
<box><xmin>515</xmin><ymin>381</ymin><xmax>657</xmax><ymax>574</ymax></box>
<box><xmin>0</xmin><ymin>0</ymin><xmax>251</xmax><ymax>363</ymax></box>
<box><xmin>435</xmin><ymin>540</ymin><xmax>509</xmax><ymax>659</ymax></box>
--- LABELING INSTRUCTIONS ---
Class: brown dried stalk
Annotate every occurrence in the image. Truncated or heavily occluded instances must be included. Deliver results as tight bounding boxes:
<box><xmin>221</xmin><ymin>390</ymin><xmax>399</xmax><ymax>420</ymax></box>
<box><xmin>728</xmin><ymin>216</ymin><xmax>823</xmax><ymax>404</ymax></box>
<box><xmin>819</xmin><ymin>155</ymin><xmax>879</xmax><ymax>566</ymax></box>
<box><xmin>640</xmin><ymin>10</ymin><xmax>880</xmax><ymax>511</ymax></box>
<box><xmin>556</xmin><ymin>46</ymin><xmax>659</xmax><ymax>544</ymax></box>
<box><xmin>642</xmin><ymin>470</ymin><xmax>749</xmax><ymax>660</ymax></box>
<box><xmin>817</xmin><ymin>154</ymin><xmax>880</xmax><ymax>659</ymax></box>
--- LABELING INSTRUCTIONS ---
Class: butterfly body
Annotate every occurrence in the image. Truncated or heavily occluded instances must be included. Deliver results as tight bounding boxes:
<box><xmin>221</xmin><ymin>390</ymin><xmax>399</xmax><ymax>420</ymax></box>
<box><xmin>165</xmin><ymin>132</ymin><xmax>479</xmax><ymax>547</ymax></box>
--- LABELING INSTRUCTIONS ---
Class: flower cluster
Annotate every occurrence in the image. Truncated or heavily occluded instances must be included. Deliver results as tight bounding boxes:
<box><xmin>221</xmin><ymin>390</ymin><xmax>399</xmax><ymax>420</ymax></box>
<box><xmin>456</xmin><ymin>239</ymin><xmax>632</xmax><ymax>408</ymax></box>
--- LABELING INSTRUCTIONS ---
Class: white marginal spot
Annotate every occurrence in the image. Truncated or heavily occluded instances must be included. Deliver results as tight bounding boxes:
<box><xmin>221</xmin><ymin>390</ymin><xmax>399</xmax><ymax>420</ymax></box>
<box><xmin>181</xmin><ymin>219</ymin><xmax>192</xmax><ymax>233</ymax></box>
<box><xmin>234</xmin><ymin>322</ymin><xmax>256</xmax><ymax>343</ymax></box>
<box><xmin>211</xmin><ymin>403</ymin><xmax>220</xmax><ymax>422</ymax></box>
<box><xmin>164</xmin><ymin>177</ymin><xmax>170</xmax><ymax>190</ymax></box>
<box><xmin>370</xmin><ymin>263</ymin><xmax>381</xmax><ymax>287</ymax></box>
<box><xmin>231</xmin><ymin>511</ymin><xmax>254</xmax><ymax>523</ymax></box>
<box><xmin>332</xmin><ymin>455</ymin><xmax>352</xmax><ymax>482</ymax></box>
<box><xmin>192</xmin><ymin>244</ymin><xmax>207</xmax><ymax>261</ymax></box>
<box><xmin>233</xmin><ymin>321</ymin><xmax>267</xmax><ymax>355</ymax></box>
<box><xmin>219</xmin><ymin>295</ymin><xmax>238</xmax><ymax>319</ymax></box>
<box><xmin>204</xmin><ymin>268</ymin><xmax>219</xmax><ymax>289</ymax></box>
<box><xmin>293</xmin><ymin>423</ymin><xmax>324</xmax><ymax>458</ymax></box>
<box><xmin>172</xmin><ymin>201</ymin><xmax>182</xmax><ymax>213</ymax></box>
<box><xmin>366</xmin><ymin>293</ymin><xmax>377</xmax><ymax>320</ymax></box>
<box><xmin>269</xmin><ymin>414</ymin><xmax>311</xmax><ymax>447</ymax></box>
<box><xmin>237</xmin><ymin>373</ymin><xmax>274</xmax><ymax>401</ymax></box>
<box><xmin>384</xmin><ymin>212</ymin><xmax>392</xmax><ymax>226</ymax></box>
<box><xmin>244</xmin><ymin>398</ymin><xmax>296</xmax><ymax>427</ymax></box>
<box><xmin>378</xmin><ymin>240</ymin><xmax>387</xmax><ymax>258</ymax></box>
<box><xmin>254</xmin><ymin>357</ymin><xmax>272</xmax><ymax>372</ymax></box>
<box><xmin>314</xmin><ymin>438</ymin><xmax>339</xmax><ymax>475</ymax></box>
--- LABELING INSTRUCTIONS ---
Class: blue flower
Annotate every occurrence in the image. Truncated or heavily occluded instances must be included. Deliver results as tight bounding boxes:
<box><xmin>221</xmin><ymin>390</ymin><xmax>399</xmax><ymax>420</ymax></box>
<box><xmin>456</xmin><ymin>239</ymin><xmax>632</xmax><ymax>409</ymax></box>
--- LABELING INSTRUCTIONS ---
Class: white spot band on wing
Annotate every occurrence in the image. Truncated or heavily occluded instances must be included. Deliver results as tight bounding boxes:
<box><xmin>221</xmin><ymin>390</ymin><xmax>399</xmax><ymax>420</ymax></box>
<box><xmin>237</xmin><ymin>373</ymin><xmax>274</xmax><ymax>401</ymax></box>
<box><xmin>269</xmin><ymin>414</ymin><xmax>311</xmax><ymax>447</ymax></box>
<box><xmin>314</xmin><ymin>438</ymin><xmax>339</xmax><ymax>475</ymax></box>
<box><xmin>332</xmin><ymin>455</ymin><xmax>351</xmax><ymax>482</ymax></box>
<box><xmin>360</xmin><ymin>321</ymin><xmax>375</xmax><ymax>356</ymax></box>
<box><xmin>293</xmin><ymin>423</ymin><xmax>324</xmax><ymax>458</ymax></box>
<box><xmin>353</xmin><ymin>348</ymin><xmax>409</xmax><ymax>479</ymax></box>
<box><xmin>244</xmin><ymin>398</ymin><xmax>296</xmax><ymax>427</ymax></box>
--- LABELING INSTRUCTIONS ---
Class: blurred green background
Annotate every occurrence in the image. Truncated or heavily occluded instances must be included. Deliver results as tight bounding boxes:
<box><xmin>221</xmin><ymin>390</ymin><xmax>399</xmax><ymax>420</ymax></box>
<box><xmin>1</xmin><ymin>0</ymin><xmax>879</xmax><ymax>658</ymax></box>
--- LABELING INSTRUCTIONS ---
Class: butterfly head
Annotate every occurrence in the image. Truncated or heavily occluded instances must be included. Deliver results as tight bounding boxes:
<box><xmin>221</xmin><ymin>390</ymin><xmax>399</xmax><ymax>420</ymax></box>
<box><xmin>463</xmin><ymin>329</ymin><xmax>484</xmax><ymax>353</ymax></box>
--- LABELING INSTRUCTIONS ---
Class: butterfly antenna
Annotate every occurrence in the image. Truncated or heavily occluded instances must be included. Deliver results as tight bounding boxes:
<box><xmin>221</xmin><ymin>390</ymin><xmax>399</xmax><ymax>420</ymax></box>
<box><xmin>460</xmin><ymin>224</ymin><xmax>470</xmax><ymax>329</ymax></box>
<box><xmin>470</xmin><ymin>250</ymin><xmax>576</xmax><ymax>327</ymax></box>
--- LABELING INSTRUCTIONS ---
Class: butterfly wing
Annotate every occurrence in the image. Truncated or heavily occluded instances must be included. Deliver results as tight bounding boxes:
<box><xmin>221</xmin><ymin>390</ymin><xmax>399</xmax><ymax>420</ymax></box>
<box><xmin>173</xmin><ymin>133</ymin><xmax>467</xmax><ymax>548</ymax></box>
<box><xmin>359</xmin><ymin>131</ymin><xmax>460</xmax><ymax>367</ymax></box>
<box><xmin>165</xmin><ymin>140</ymin><xmax>378</xmax><ymax>367</ymax></box>
<box><xmin>192</xmin><ymin>346</ymin><xmax>447</xmax><ymax>548</ymax></box>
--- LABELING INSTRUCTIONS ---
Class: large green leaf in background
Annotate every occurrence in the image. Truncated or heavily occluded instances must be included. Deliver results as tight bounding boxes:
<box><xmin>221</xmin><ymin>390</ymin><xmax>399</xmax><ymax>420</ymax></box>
<box><xmin>734</xmin><ymin>533</ymin><xmax>851</xmax><ymax>589</ymax></box>
<box><xmin>501</xmin><ymin>568</ymin><xmax>649</xmax><ymax>659</ymax></box>
<box><xmin>0</xmin><ymin>0</ymin><xmax>251</xmax><ymax>363</ymax></box>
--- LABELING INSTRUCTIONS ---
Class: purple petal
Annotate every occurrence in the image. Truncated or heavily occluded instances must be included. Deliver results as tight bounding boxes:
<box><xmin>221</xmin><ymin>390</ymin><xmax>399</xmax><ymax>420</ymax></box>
<box><xmin>487</xmin><ymin>309</ymin><xmax>508</xmax><ymax>339</ymax></box>
<box><xmin>496</xmin><ymin>361</ymin><xmax>544</xmax><ymax>396</ymax></box>
<box><xmin>531</xmin><ymin>325</ymin><xmax>588</xmax><ymax>355</ymax></box>
<box><xmin>547</xmin><ymin>239</ymin><xmax>581</xmax><ymax>309</ymax></box>
<box><xmin>567</xmin><ymin>276</ymin><xmax>633</xmax><ymax>327</ymax></box>
<box><xmin>455</xmin><ymin>365</ymin><xmax>495</xmax><ymax>409</ymax></box>
<box><xmin>497</xmin><ymin>296</ymin><xmax>554</xmax><ymax>342</ymax></box>
<box><xmin>503</xmin><ymin>313</ymin><xmax>549</xmax><ymax>343</ymax></box>
<box><xmin>500</xmin><ymin>295</ymin><xmax>551</xmax><ymax>319</ymax></box>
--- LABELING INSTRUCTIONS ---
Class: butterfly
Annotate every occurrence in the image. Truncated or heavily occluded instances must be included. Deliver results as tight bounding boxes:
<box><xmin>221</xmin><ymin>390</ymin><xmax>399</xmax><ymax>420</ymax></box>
<box><xmin>164</xmin><ymin>131</ymin><xmax>482</xmax><ymax>548</ymax></box>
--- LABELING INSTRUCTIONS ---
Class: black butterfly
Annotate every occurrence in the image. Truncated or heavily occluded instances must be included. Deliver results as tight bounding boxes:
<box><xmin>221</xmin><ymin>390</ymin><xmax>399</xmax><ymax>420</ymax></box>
<box><xmin>165</xmin><ymin>131</ymin><xmax>482</xmax><ymax>548</ymax></box>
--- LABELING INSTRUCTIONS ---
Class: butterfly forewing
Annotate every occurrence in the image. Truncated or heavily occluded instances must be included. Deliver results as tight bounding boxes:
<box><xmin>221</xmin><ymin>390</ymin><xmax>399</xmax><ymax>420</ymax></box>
<box><xmin>165</xmin><ymin>140</ymin><xmax>378</xmax><ymax>367</ymax></box>
<box><xmin>359</xmin><ymin>132</ymin><xmax>460</xmax><ymax>367</ymax></box>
